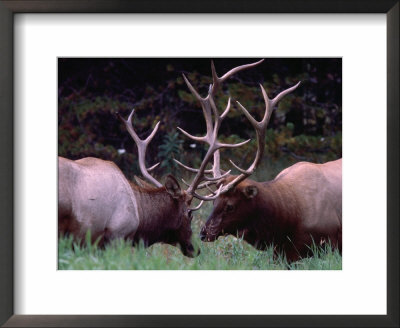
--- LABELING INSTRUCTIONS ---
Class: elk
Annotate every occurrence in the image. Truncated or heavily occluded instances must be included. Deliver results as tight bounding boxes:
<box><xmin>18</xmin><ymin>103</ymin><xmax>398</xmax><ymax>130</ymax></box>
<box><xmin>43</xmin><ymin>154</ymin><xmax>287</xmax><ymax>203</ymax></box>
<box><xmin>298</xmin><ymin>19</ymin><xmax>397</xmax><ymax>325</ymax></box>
<box><xmin>58</xmin><ymin>60</ymin><xmax>263</xmax><ymax>257</ymax></box>
<box><xmin>175</xmin><ymin>60</ymin><xmax>342</xmax><ymax>262</ymax></box>
<box><xmin>58</xmin><ymin>136</ymin><xmax>199</xmax><ymax>256</ymax></box>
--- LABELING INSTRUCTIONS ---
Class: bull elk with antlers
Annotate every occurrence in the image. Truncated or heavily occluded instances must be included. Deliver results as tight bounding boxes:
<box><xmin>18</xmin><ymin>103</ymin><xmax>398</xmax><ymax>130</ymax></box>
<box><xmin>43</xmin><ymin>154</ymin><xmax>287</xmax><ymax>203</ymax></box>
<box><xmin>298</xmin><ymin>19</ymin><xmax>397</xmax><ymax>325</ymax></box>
<box><xmin>58</xmin><ymin>117</ymin><xmax>200</xmax><ymax>256</ymax></box>
<box><xmin>58</xmin><ymin>60</ymin><xmax>263</xmax><ymax>257</ymax></box>
<box><xmin>175</xmin><ymin>59</ymin><xmax>342</xmax><ymax>262</ymax></box>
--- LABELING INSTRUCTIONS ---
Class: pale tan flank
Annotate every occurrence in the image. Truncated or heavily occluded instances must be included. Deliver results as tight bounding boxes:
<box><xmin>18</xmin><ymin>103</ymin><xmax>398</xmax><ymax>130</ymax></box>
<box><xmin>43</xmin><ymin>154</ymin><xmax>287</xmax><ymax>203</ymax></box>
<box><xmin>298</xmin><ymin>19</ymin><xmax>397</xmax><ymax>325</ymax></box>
<box><xmin>58</xmin><ymin>156</ymin><xmax>140</xmax><ymax>243</ymax></box>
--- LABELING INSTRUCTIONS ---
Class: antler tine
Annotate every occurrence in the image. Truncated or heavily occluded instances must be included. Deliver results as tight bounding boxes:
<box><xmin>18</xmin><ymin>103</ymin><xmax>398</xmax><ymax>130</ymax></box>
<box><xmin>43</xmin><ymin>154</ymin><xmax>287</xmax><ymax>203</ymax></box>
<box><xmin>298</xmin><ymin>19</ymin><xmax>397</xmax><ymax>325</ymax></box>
<box><xmin>212</xmin><ymin>151</ymin><xmax>222</xmax><ymax>179</ymax></box>
<box><xmin>117</xmin><ymin>109</ymin><xmax>140</xmax><ymax>143</ymax></box>
<box><xmin>183</xmin><ymin>178</ymin><xmax>217</xmax><ymax>192</ymax></box>
<box><xmin>188</xmin><ymin>200</ymin><xmax>204</xmax><ymax>212</ymax></box>
<box><xmin>211</xmin><ymin>60</ymin><xmax>219</xmax><ymax>88</ymax></box>
<box><xmin>215</xmin><ymin>139</ymin><xmax>251</xmax><ymax>150</ymax></box>
<box><xmin>147</xmin><ymin>162</ymin><xmax>160</xmax><ymax>172</ymax></box>
<box><xmin>176</xmin><ymin>127</ymin><xmax>206</xmax><ymax>142</ymax></box>
<box><xmin>220</xmin><ymin>97</ymin><xmax>232</xmax><ymax>120</ymax></box>
<box><xmin>118</xmin><ymin>109</ymin><xmax>163</xmax><ymax>188</ymax></box>
<box><xmin>219</xmin><ymin>59</ymin><xmax>265</xmax><ymax>83</ymax></box>
<box><xmin>174</xmin><ymin>159</ymin><xmax>199</xmax><ymax>173</ymax></box>
<box><xmin>211</xmin><ymin>59</ymin><xmax>265</xmax><ymax>92</ymax></box>
<box><xmin>229</xmin><ymin>159</ymin><xmax>254</xmax><ymax>175</ymax></box>
<box><xmin>182</xmin><ymin>74</ymin><xmax>205</xmax><ymax>103</ymax></box>
<box><xmin>219</xmin><ymin>81</ymin><xmax>301</xmax><ymax>193</ymax></box>
<box><xmin>205</xmin><ymin>184</ymin><xmax>217</xmax><ymax>195</ymax></box>
<box><xmin>236</xmin><ymin>100</ymin><xmax>259</xmax><ymax>128</ymax></box>
<box><xmin>192</xmin><ymin>184</ymin><xmax>224</xmax><ymax>201</ymax></box>
<box><xmin>144</xmin><ymin>121</ymin><xmax>161</xmax><ymax>144</ymax></box>
<box><xmin>271</xmin><ymin>81</ymin><xmax>302</xmax><ymax>108</ymax></box>
<box><xmin>202</xmin><ymin>170</ymin><xmax>231</xmax><ymax>182</ymax></box>
<box><xmin>174</xmin><ymin>158</ymin><xmax>213</xmax><ymax>174</ymax></box>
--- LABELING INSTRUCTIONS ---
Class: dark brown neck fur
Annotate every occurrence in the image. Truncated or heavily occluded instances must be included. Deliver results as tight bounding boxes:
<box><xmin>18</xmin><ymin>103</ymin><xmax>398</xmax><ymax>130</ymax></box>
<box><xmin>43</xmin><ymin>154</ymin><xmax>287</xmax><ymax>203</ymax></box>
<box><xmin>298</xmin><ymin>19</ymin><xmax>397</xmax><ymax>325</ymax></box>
<box><xmin>245</xmin><ymin>179</ymin><xmax>301</xmax><ymax>249</ymax></box>
<box><xmin>129</xmin><ymin>182</ymin><xmax>180</xmax><ymax>246</ymax></box>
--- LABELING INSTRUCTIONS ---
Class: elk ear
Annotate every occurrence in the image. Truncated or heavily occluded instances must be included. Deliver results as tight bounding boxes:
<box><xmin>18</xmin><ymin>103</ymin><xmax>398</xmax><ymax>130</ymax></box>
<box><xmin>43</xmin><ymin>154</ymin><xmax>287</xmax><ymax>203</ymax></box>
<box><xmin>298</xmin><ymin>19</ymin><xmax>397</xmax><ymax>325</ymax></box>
<box><xmin>243</xmin><ymin>185</ymin><xmax>258</xmax><ymax>199</ymax></box>
<box><xmin>164</xmin><ymin>175</ymin><xmax>182</xmax><ymax>199</ymax></box>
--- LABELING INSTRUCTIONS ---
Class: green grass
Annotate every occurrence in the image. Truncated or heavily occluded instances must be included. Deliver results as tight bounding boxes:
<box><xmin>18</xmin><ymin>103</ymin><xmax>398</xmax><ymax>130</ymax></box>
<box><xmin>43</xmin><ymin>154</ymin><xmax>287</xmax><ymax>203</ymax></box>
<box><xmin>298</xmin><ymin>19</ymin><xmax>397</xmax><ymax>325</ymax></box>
<box><xmin>58</xmin><ymin>202</ymin><xmax>342</xmax><ymax>270</ymax></box>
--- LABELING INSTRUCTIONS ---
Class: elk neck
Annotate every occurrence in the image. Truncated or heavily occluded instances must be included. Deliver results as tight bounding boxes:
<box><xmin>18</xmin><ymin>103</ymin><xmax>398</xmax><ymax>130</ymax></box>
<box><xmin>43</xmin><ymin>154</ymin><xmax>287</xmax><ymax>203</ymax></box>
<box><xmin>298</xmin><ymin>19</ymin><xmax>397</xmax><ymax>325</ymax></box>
<box><xmin>129</xmin><ymin>184</ymin><xmax>181</xmax><ymax>245</ymax></box>
<box><xmin>250</xmin><ymin>179</ymin><xmax>301</xmax><ymax>245</ymax></box>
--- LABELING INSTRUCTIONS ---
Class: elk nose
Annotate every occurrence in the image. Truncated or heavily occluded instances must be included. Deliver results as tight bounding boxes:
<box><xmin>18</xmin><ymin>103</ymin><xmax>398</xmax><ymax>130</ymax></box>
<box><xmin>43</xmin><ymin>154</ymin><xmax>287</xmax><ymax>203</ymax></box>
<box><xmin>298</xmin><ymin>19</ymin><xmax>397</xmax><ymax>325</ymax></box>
<box><xmin>199</xmin><ymin>229</ymin><xmax>206</xmax><ymax>241</ymax></box>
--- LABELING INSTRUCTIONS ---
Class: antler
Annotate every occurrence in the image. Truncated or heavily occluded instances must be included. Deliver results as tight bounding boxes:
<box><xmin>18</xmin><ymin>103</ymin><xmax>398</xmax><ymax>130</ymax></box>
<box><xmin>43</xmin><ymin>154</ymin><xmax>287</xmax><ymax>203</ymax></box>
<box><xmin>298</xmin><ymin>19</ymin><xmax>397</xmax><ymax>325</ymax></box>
<box><xmin>175</xmin><ymin>59</ymin><xmax>265</xmax><ymax>201</ymax></box>
<box><xmin>117</xmin><ymin>109</ymin><xmax>162</xmax><ymax>188</ymax></box>
<box><xmin>219</xmin><ymin>81</ymin><xmax>301</xmax><ymax>193</ymax></box>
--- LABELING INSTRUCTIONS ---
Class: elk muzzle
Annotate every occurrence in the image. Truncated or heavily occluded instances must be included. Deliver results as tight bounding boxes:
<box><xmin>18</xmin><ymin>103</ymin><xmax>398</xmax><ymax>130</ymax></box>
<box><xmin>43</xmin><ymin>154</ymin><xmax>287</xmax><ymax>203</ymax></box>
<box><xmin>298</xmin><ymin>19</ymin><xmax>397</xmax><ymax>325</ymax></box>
<box><xmin>199</xmin><ymin>226</ymin><xmax>219</xmax><ymax>242</ymax></box>
<box><xmin>181</xmin><ymin>243</ymin><xmax>200</xmax><ymax>257</ymax></box>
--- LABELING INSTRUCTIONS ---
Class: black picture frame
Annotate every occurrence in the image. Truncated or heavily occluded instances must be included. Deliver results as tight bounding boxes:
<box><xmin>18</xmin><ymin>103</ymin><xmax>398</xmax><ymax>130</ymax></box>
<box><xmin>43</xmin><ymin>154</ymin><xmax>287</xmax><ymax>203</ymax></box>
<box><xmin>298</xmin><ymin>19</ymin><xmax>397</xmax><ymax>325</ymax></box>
<box><xmin>0</xmin><ymin>1</ymin><xmax>398</xmax><ymax>327</ymax></box>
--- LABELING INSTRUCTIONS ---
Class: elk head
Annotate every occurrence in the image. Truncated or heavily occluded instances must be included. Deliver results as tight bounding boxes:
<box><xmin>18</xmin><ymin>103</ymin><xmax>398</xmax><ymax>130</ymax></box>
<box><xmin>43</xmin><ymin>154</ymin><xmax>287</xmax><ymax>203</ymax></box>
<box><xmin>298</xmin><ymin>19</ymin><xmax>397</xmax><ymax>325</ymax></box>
<box><xmin>117</xmin><ymin>110</ymin><xmax>199</xmax><ymax>257</ymax></box>
<box><xmin>199</xmin><ymin>177</ymin><xmax>260</xmax><ymax>242</ymax></box>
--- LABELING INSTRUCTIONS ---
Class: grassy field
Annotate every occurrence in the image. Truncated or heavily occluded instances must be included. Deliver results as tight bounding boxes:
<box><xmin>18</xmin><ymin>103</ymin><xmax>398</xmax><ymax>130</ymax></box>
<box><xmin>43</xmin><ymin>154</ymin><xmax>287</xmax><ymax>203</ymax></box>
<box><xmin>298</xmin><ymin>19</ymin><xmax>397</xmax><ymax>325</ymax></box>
<box><xmin>58</xmin><ymin>201</ymin><xmax>342</xmax><ymax>270</ymax></box>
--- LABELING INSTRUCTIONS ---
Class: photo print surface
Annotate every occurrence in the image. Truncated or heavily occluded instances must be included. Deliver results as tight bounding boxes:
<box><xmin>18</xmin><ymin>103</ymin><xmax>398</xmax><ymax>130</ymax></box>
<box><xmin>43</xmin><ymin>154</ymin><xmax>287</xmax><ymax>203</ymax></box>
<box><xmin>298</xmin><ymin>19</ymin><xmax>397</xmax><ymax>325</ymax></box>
<box><xmin>58</xmin><ymin>58</ymin><xmax>342</xmax><ymax>270</ymax></box>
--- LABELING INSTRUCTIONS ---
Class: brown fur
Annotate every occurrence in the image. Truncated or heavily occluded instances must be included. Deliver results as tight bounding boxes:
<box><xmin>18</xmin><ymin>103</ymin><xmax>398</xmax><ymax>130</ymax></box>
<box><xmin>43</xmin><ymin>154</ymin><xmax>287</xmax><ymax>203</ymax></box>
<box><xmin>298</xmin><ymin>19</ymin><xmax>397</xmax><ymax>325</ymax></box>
<box><xmin>200</xmin><ymin>159</ymin><xmax>342</xmax><ymax>262</ymax></box>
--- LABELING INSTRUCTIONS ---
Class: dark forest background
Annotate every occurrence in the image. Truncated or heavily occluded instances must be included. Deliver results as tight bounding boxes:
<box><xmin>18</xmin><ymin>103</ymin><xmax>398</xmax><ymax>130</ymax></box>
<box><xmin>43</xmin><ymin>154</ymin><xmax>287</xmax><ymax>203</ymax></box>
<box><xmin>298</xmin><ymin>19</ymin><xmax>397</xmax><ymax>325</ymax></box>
<box><xmin>58</xmin><ymin>58</ymin><xmax>342</xmax><ymax>181</ymax></box>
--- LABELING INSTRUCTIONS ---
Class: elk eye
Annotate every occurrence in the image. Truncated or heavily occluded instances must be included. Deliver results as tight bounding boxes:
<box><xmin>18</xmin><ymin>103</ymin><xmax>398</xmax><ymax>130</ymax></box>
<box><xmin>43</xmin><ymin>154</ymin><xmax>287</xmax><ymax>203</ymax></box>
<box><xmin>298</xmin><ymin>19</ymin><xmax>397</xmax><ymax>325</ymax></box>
<box><xmin>225</xmin><ymin>204</ymin><xmax>235</xmax><ymax>213</ymax></box>
<box><xmin>187</xmin><ymin>210</ymin><xmax>193</xmax><ymax>220</ymax></box>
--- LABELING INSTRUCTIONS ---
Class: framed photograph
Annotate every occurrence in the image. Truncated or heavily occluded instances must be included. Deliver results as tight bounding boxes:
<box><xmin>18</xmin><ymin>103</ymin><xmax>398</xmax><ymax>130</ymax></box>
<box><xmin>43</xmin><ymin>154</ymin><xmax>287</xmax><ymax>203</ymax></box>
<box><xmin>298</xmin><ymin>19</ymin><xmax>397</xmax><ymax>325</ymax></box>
<box><xmin>1</xmin><ymin>1</ymin><xmax>398</xmax><ymax>327</ymax></box>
